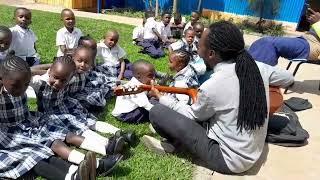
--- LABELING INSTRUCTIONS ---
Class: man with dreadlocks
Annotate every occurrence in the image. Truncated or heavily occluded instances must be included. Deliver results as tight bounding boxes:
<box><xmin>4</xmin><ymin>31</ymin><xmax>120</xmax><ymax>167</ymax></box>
<box><xmin>145</xmin><ymin>21</ymin><xmax>294</xmax><ymax>174</ymax></box>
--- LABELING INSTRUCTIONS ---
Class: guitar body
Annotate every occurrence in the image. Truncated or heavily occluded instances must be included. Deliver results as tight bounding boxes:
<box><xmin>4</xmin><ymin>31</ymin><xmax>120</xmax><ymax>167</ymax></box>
<box><xmin>269</xmin><ymin>86</ymin><xmax>283</xmax><ymax>115</ymax></box>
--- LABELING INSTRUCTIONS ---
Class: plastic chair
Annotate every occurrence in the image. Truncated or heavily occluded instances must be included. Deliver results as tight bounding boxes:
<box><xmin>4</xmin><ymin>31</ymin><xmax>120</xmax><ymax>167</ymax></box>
<box><xmin>284</xmin><ymin>59</ymin><xmax>320</xmax><ymax>94</ymax></box>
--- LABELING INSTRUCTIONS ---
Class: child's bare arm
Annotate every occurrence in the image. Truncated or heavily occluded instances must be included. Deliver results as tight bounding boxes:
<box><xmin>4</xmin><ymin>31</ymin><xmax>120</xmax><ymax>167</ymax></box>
<box><xmin>118</xmin><ymin>58</ymin><xmax>126</xmax><ymax>80</ymax></box>
<box><xmin>152</xmin><ymin>28</ymin><xmax>164</xmax><ymax>42</ymax></box>
<box><xmin>59</xmin><ymin>45</ymin><xmax>67</xmax><ymax>55</ymax></box>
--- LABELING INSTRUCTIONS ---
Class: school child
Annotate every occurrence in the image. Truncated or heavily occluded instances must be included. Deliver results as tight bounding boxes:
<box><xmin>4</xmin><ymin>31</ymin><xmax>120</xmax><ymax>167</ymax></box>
<box><xmin>112</xmin><ymin>60</ymin><xmax>155</xmax><ymax>123</ymax></box>
<box><xmin>157</xmin><ymin>12</ymin><xmax>176</xmax><ymax>47</ymax></box>
<box><xmin>140</xmin><ymin>11</ymin><xmax>165</xmax><ymax>58</ymax></box>
<box><xmin>170</xmin><ymin>12</ymin><xmax>186</xmax><ymax>39</ymax></box>
<box><xmin>132</xmin><ymin>18</ymin><xmax>146</xmax><ymax>45</ymax></box>
<box><xmin>193</xmin><ymin>22</ymin><xmax>204</xmax><ymax>44</ymax></box>
<box><xmin>29</xmin><ymin>56</ymin><xmax>129</xmax><ymax>157</ymax></box>
<box><xmin>70</xmin><ymin>47</ymin><xmax>136</xmax><ymax>144</ymax></box>
<box><xmin>169</xmin><ymin>29</ymin><xmax>206</xmax><ymax>76</ymax></box>
<box><xmin>56</xmin><ymin>8</ymin><xmax>83</xmax><ymax>57</ymax></box>
<box><xmin>183</xmin><ymin>11</ymin><xmax>200</xmax><ymax>33</ymax></box>
<box><xmin>164</xmin><ymin>49</ymin><xmax>199</xmax><ymax>105</ymax></box>
<box><xmin>0</xmin><ymin>55</ymin><xmax>120</xmax><ymax>179</ymax></box>
<box><xmin>96</xmin><ymin>30</ymin><xmax>133</xmax><ymax>80</ymax></box>
<box><xmin>0</xmin><ymin>26</ymin><xmax>12</xmax><ymax>61</ymax></box>
<box><xmin>9</xmin><ymin>7</ymin><xmax>40</xmax><ymax>66</ymax></box>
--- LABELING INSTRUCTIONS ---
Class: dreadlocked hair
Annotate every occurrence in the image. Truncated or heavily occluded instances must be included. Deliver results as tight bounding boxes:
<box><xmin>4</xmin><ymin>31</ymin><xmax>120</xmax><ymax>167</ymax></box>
<box><xmin>52</xmin><ymin>55</ymin><xmax>76</xmax><ymax>72</ymax></box>
<box><xmin>0</xmin><ymin>54</ymin><xmax>30</xmax><ymax>79</ymax></box>
<box><xmin>207</xmin><ymin>21</ymin><xmax>267</xmax><ymax>132</ymax></box>
<box><xmin>172</xmin><ymin>49</ymin><xmax>192</xmax><ymax>67</ymax></box>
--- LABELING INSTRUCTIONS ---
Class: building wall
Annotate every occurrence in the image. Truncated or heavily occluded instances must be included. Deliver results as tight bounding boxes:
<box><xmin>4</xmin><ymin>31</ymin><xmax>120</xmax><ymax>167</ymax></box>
<box><xmin>126</xmin><ymin>0</ymin><xmax>306</xmax><ymax>24</ymax></box>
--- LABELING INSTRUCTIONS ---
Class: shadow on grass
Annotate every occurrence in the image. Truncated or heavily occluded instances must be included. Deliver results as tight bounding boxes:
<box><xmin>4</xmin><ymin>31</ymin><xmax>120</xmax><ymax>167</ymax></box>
<box><xmin>107</xmin><ymin>165</ymin><xmax>132</xmax><ymax>177</ymax></box>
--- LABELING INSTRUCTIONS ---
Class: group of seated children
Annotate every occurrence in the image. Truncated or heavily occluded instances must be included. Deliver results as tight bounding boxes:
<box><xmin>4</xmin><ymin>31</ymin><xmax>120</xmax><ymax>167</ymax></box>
<box><xmin>132</xmin><ymin>10</ymin><xmax>202</xmax><ymax>59</ymax></box>
<box><xmin>0</xmin><ymin>6</ymin><xmax>212</xmax><ymax>180</ymax></box>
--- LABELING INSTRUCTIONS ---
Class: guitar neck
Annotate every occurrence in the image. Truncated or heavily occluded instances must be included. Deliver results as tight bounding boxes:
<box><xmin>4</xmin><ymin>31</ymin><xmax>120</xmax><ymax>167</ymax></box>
<box><xmin>140</xmin><ymin>84</ymin><xmax>194</xmax><ymax>94</ymax></box>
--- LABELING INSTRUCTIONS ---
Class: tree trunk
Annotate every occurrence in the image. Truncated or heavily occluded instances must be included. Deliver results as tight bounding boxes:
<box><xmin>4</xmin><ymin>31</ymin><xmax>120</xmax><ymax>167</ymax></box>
<box><xmin>155</xmin><ymin>0</ymin><xmax>159</xmax><ymax>17</ymax></box>
<box><xmin>197</xmin><ymin>0</ymin><xmax>203</xmax><ymax>13</ymax></box>
<box><xmin>173</xmin><ymin>0</ymin><xmax>178</xmax><ymax>14</ymax></box>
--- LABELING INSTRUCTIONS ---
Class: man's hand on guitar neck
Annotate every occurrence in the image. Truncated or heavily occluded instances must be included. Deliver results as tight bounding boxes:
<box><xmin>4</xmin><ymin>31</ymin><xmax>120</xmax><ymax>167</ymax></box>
<box><xmin>148</xmin><ymin>80</ymin><xmax>162</xmax><ymax>99</ymax></box>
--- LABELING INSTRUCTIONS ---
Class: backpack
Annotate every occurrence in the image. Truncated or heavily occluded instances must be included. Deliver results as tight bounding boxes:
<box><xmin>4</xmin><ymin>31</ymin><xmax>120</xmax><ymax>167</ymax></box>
<box><xmin>266</xmin><ymin>104</ymin><xmax>309</xmax><ymax>147</ymax></box>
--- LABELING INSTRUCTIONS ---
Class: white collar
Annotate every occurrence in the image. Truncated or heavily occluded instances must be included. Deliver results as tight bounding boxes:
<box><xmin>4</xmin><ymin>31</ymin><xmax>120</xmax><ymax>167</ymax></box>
<box><xmin>14</xmin><ymin>24</ymin><xmax>30</xmax><ymax>33</ymax></box>
<box><xmin>174</xmin><ymin>64</ymin><xmax>191</xmax><ymax>78</ymax></box>
<box><xmin>62</xmin><ymin>27</ymin><xmax>78</xmax><ymax>34</ymax></box>
<box><xmin>99</xmin><ymin>41</ymin><xmax>118</xmax><ymax>50</ymax></box>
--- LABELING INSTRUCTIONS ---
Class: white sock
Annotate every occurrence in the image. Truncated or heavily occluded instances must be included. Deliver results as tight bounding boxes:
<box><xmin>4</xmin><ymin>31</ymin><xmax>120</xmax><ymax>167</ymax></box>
<box><xmin>93</xmin><ymin>121</ymin><xmax>120</xmax><ymax>134</ymax></box>
<box><xmin>82</xmin><ymin>130</ymin><xmax>109</xmax><ymax>145</ymax></box>
<box><xmin>80</xmin><ymin>136</ymin><xmax>107</xmax><ymax>155</ymax></box>
<box><xmin>65</xmin><ymin>165</ymin><xmax>78</xmax><ymax>180</ymax></box>
<box><xmin>67</xmin><ymin>150</ymin><xmax>85</xmax><ymax>165</ymax></box>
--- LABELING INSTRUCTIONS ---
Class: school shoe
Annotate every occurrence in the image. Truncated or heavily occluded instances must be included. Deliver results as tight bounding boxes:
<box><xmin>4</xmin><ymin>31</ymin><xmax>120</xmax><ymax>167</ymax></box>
<box><xmin>84</xmin><ymin>151</ymin><xmax>97</xmax><ymax>180</ymax></box>
<box><xmin>106</xmin><ymin>136</ymin><xmax>126</xmax><ymax>154</ymax></box>
<box><xmin>142</xmin><ymin>135</ymin><xmax>175</xmax><ymax>155</ymax></box>
<box><xmin>72</xmin><ymin>160</ymin><xmax>90</xmax><ymax>180</ymax></box>
<box><xmin>115</xmin><ymin>130</ymin><xmax>137</xmax><ymax>145</ymax></box>
<box><xmin>97</xmin><ymin>154</ymin><xmax>124</xmax><ymax>177</ymax></box>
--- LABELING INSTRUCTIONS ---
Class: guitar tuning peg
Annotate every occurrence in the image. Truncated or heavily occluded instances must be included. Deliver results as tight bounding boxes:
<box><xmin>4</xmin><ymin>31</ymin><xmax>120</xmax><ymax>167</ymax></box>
<box><xmin>133</xmin><ymin>86</ymin><xmax>138</xmax><ymax>91</ymax></box>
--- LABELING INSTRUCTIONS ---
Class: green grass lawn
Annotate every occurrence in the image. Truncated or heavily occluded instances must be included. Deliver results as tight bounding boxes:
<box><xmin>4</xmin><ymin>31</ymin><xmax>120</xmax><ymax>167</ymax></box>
<box><xmin>0</xmin><ymin>5</ymin><xmax>193</xmax><ymax>180</ymax></box>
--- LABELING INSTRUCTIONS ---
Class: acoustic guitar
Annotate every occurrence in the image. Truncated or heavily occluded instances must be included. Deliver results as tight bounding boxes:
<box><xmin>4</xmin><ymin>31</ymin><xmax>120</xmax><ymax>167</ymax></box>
<box><xmin>114</xmin><ymin>85</ymin><xmax>283</xmax><ymax>115</ymax></box>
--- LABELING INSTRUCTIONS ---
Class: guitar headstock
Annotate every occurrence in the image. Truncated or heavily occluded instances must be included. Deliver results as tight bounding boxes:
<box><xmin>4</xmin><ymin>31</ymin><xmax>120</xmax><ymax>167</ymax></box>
<box><xmin>114</xmin><ymin>85</ymin><xmax>145</xmax><ymax>96</ymax></box>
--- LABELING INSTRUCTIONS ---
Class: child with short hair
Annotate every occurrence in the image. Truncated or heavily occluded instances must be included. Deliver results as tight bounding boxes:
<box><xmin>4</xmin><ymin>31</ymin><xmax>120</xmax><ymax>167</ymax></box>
<box><xmin>9</xmin><ymin>7</ymin><xmax>40</xmax><ymax>66</ymax></box>
<box><xmin>112</xmin><ymin>60</ymin><xmax>155</xmax><ymax>123</ymax></box>
<box><xmin>140</xmin><ymin>10</ymin><xmax>165</xmax><ymax>58</ymax></box>
<box><xmin>96</xmin><ymin>30</ymin><xmax>133</xmax><ymax>80</ymax></box>
<box><xmin>0</xmin><ymin>55</ymin><xmax>120</xmax><ymax>179</ymax></box>
<box><xmin>0</xmin><ymin>26</ymin><xmax>12</xmax><ymax>61</ymax></box>
<box><xmin>164</xmin><ymin>49</ymin><xmax>199</xmax><ymax>105</ymax></box>
<box><xmin>170</xmin><ymin>12</ymin><xmax>186</xmax><ymax>39</ymax></box>
<box><xmin>157</xmin><ymin>11</ymin><xmax>175</xmax><ymax>46</ymax></box>
<box><xmin>132</xmin><ymin>18</ymin><xmax>146</xmax><ymax>45</ymax></box>
<box><xmin>193</xmin><ymin>22</ymin><xmax>204</xmax><ymax>43</ymax></box>
<box><xmin>56</xmin><ymin>8</ymin><xmax>83</xmax><ymax>57</ymax></box>
<box><xmin>169</xmin><ymin>29</ymin><xmax>206</xmax><ymax>76</ymax></box>
<box><xmin>184</xmin><ymin>11</ymin><xmax>200</xmax><ymax>33</ymax></box>
<box><xmin>29</xmin><ymin>56</ymin><xmax>129</xmax><ymax>158</ymax></box>
<box><xmin>70</xmin><ymin>46</ymin><xmax>136</xmax><ymax>144</ymax></box>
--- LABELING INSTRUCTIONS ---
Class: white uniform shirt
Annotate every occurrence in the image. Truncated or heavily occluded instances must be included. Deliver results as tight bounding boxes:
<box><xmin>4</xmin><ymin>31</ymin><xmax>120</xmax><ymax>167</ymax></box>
<box><xmin>112</xmin><ymin>77</ymin><xmax>153</xmax><ymax>116</ymax></box>
<box><xmin>96</xmin><ymin>42</ymin><xmax>126</xmax><ymax>67</ymax></box>
<box><xmin>56</xmin><ymin>27</ymin><xmax>83</xmax><ymax>57</ymax></box>
<box><xmin>143</xmin><ymin>17</ymin><xmax>158</xmax><ymax>40</ymax></box>
<box><xmin>157</xmin><ymin>21</ymin><xmax>172</xmax><ymax>41</ymax></box>
<box><xmin>183</xmin><ymin>22</ymin><xmax>193</xmax><ymax>33</ymax></box>
<box><xmin>132</xmin><ymin>25</ymin><xmax>144</xmax><ymax>43</ymax></box>
<box><xmin>0</xmin><ymin>50</ymin><xmax>7</xmax><ymax>61</ymax></box>
<box><xmin>9</xmin><ymin>25</ymin><xmax>38</xmax><ymax>60</ymax></box>
<box><xmin>159</xmin><ymin>61</ymin><xmax>294</xmax><ymax>173</ymax></box>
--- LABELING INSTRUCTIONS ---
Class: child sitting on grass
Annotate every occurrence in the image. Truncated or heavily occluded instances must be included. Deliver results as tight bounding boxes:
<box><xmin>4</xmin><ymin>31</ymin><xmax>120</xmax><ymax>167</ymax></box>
<box><xmin>140</xmin><ymin>10</ymin><xmax>165</xmax><ymax>58</ymax></box>
<box><xmin>170</xmin><ymin>12</ymin><xmax>186</xmax><ymax>39</ymax></box>
<box><xmin>157</xmin><ymin>11</ymin><xmax>176</xmax><ymax>47</ymax></box>
<box><xmin>0</xmin><ymin>26</ymin><xmax>12</xmax><ymax>61</ymax></box>
<box><xmin>112</xmin><ymin>60</ymin><xmax>156</xmax><ymax>124</ymax></box>
<box><xmin>163</xmin><ymin>49</ymin><xmax>199</xmax><ymax>105</ymax></box>
<box><xmin>56</xmin><ymin>8</ymin><xmax>83</xmax><ymax>57</ymax></box>
<box><xmin>184</xmin><ymin>11</ymin><xmax>200</xmax><ymax>33</ymax></box>
<box><xmin>169</xmin><ymin>29</ymin><xmax>206</xmax><ymax>76</ymax></box>
<box><xmin>9</xmin><ymin>7</ymin><xmax>40</xmax><ymax>66</ymax></box>
<box><xmin>132</xmin><ymin>18</ymin><xmax>146</xmax><ymax>45</ymax></box>
<box><xmin>70</xmin><ymin>46</ymin><xmax>136</xmax><ymax>144</ymax></box>
<box><xmin>96</xmin><ymin>30</ymin><xmax>133</xmax><ymax>80</ymax></box>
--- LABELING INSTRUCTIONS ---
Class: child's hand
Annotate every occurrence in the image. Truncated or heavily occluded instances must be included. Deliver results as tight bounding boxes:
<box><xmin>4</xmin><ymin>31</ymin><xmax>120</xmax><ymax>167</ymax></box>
<box><xmin>148</xmin><ymin>80</ymin><xmax>162</xmax><ymax>99</ymax></box>
<box><xmin>307</xmin><ymin>8</ymin><xmax>320</xmax><ymax>25</ymax></box>
<box><xmin>117</xmin><ymin>75</ymin><xmax>123</xmax><ymax>80</ymax></box>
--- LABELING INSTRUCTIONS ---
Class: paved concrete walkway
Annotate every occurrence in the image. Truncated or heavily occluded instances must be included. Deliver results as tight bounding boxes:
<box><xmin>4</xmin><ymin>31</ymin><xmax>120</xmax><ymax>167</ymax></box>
<box><xmin>1</xmin><ymin>1</ymin><xmax>320</xmax><ymax>179</ymax></box>
<box><xmin>0</xmin><ymin>0</ymin><xmax>142</xmax><ymax>26</ymax></box>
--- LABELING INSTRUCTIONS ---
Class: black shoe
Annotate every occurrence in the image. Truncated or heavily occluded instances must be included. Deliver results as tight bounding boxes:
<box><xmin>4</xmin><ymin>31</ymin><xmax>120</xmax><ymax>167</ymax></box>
<box><xmin>106</xmin><ymin>136</ymin><xmax>125</xmax><ymax>154</ymax></box>
<box><xmin>84</xmin><ymin>151</ymin><xmax>97</xmax><ymax>180</ymax></box>
<box><xmin>72</xmin><ymin>160</ymin><xmax>89</xmax><ymax>180</ymax></box>
<box><xmin>97</xmin><ymin>154</ymin><xmax>123</xmax><ymax>176</ymax></box>
<box><xmin>115</xmin><ymin>130</ymin><xmax>137</xmax><ymax>145</ymax></box>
